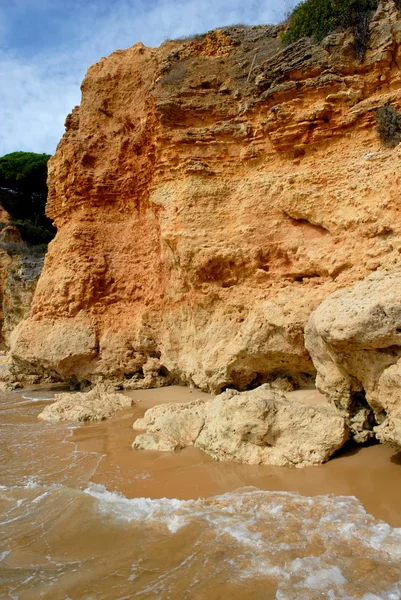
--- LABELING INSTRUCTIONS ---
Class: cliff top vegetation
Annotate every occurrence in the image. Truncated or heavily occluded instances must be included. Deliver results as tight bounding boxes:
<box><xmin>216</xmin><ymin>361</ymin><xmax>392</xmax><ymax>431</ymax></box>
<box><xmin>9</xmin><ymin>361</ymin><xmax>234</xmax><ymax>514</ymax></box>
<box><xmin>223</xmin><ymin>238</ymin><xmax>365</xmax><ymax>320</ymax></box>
<box><xmin>0</xmin><ymin>151</ymin><xmax>55</xmax><ymax>247</ymax></box>
<box><xmin>282</xmin><ymin>0</ymin><xmax>379</xmax><ymax>58</ymax></box>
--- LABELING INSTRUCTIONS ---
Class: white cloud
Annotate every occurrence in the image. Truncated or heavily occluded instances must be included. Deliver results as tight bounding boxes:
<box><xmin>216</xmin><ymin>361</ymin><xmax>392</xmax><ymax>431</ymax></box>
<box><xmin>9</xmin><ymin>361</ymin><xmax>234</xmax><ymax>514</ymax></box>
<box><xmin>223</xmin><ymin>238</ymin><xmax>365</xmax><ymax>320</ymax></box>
<box><xmin>0</xmin><ymin>0</ymin><xmax>289</xmax><ymax>156</ymax></box>
<box><xmin>0</xmin><ymin>51</ymin><xmax>81</xmax><ymax>155</ymax></box>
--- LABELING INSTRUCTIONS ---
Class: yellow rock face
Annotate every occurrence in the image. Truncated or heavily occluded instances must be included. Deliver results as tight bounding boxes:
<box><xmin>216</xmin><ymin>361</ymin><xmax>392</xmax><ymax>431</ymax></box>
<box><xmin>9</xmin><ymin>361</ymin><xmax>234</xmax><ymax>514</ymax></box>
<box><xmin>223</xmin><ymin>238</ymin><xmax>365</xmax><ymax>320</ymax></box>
<box><xmin>10</xmin><ymin>0</ymin><xmax>401</xmax><ymax>394</ymax></box>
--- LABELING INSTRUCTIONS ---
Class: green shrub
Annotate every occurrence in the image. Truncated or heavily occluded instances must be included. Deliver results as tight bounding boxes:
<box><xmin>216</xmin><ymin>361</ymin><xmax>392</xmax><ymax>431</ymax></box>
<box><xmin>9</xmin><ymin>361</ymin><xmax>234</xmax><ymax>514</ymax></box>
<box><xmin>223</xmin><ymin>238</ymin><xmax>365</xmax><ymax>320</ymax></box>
<box><xmin>175</xmin><ymin>32</ymin><xmax>206</xmax><ymax>43</ymax></box>
<box><xmin>10</xmin><ymin>220</ymin><xmax>54</xmax><ymax>245</ymax></box>
<box><xmin>282</xmin><ymin>0</ymin><xmax>379</xmax><ymax>59</ymax></box>
<box><xmin>0</xmin><ymin>151</ymin><xmax>56</xmax><ymax>247</ymax></box>
<box><xmin>0</xmin><ymin>152</ymin><xmax>50</xmax><ymax>224</ymax></box>
<box><xmin>164</xmin><ymin>32</ymin><xmax>206</xmax><ymax>44</ymax></box>
<box><xmin>24</xmin><ymin>244</ymin><xmax>48</xmax><ymax>257</ymax></box>
<box><xmin>376</xmin><ymin>105</ymin><xmax>401</xmax><ymax>147</ymax></box>
<box><xmin>0</xmin><ymin>241</ymin><xmax>47</xmax><ymax>257</ymax></box>
<box><xmin>0</xmin><ymin>242</ymin><xmax>26</xmax><ymax>256</ymax></box>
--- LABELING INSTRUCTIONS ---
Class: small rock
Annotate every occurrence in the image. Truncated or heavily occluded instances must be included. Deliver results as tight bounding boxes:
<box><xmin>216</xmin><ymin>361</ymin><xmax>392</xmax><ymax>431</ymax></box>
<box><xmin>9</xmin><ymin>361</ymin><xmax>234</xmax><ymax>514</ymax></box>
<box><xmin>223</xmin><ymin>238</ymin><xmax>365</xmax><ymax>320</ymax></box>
<box><xmin>38</xmin><ymin>383</ymin><xmax>133</xmax><ymax>423</ymax></box>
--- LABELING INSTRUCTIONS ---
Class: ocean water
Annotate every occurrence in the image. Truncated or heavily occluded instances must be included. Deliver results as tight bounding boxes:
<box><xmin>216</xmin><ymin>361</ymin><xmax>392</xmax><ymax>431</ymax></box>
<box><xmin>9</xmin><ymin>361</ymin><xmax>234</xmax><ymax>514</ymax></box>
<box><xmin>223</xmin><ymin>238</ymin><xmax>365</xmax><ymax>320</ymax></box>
<box><xmin>1</xmin><ymin>388</ymin><xmax>401</xmax><ymax>600</ymax></box>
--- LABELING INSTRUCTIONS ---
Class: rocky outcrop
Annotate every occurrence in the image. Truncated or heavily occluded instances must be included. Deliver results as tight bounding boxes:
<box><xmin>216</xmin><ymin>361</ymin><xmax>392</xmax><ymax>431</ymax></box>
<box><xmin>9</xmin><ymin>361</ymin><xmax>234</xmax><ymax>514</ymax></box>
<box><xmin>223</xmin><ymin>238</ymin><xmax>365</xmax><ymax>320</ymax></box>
<box><xmin>133</xmin><ymin>398</ymin><xmax>209</xmax><ymax>452</ymax></box>
<box><xmin>0</xmin><ymin>225</ymin><xmax>23</xmax><ymax>245</ymax></box>
<box><xmin>2</xmin><ymin>252</ymin><xmax>44</xmax><ymax>346</ymax></box>
<box><xmin>38</xmin><ymin>383</ymin><xmax>133</xmax><ymax>422</ymax></box>
<box><xmin>305</xmin><ymin>269</ymin><xmax>401</xmax><ymax>448</ymax></box>
<box><xmin>132</xmin><ymin>385</ymin><xmax>348</xmax><ymax>466</ymax></box>
<box><xmin>8</xmin><ymin>1</ymin><xmax>401</xmax><ymax>400</ymax></box>
<box><xmin>0</xmin><ymin>214</ymin><xmax>44</xmax><ymax>355</ymax></box>
<box><xmin>0</xmin><ymin>247</ymin><xmax>44</xmax><ymax>353</ymax></box>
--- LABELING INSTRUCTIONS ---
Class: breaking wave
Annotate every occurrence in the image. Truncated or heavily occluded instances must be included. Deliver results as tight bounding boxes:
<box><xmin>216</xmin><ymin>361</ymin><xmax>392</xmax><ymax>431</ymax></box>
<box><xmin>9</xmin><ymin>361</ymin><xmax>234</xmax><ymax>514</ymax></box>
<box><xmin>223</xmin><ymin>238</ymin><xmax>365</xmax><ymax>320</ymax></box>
<box><xmin>1</xmin><ymin>388</ymin><xmax>401</xmax><ymax>599</ymax></box>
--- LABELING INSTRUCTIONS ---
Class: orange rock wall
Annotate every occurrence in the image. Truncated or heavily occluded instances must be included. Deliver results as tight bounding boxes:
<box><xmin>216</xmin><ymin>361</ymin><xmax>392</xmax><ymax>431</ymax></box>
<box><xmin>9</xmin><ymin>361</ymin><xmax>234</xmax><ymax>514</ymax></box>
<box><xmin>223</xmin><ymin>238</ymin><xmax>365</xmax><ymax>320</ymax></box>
<box><xmin>11</xmin><ymin>0</ymin><xmax>401</xmax><ymax>391</ymax></box>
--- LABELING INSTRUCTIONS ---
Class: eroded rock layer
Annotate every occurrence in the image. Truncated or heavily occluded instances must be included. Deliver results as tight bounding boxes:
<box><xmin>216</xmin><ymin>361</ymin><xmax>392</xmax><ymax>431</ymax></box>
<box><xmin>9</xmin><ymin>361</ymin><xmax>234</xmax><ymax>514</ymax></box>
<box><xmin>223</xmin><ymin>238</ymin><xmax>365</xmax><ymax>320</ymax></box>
<box><xmin>10</xmin><ymin>0</ymin><xmax>401</xmax><ymax>417</ymax></box>
<box><xmin>0</xmin><ymin>238</ymin><xmax>44</xmax><ymax>347</ymax></box>
<box><xmin>305</xmin><ymin>269</ymin><xmax>401</xmax><ymax>448</ymax></box>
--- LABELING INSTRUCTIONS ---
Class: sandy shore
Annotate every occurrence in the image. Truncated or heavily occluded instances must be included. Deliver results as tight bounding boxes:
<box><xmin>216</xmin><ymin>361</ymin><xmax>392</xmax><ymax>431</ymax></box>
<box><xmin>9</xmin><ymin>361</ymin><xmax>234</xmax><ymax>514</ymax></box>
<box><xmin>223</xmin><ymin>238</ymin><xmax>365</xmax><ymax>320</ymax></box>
<box><xmin>72</xmin><ymin>385</ymin><xmax>401</xmax><ymax>527</ymax></box>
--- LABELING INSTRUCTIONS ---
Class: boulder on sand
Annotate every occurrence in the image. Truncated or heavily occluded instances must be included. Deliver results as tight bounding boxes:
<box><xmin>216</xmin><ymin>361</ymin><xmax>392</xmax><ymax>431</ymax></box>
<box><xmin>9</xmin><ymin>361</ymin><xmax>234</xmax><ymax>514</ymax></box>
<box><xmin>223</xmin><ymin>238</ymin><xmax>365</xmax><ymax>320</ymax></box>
<box><xmin>132</xmin><ymin>384</ymin><xmax>348</xmax><ymax>467</ymax></box>
<box><xmin>38</xmin><ymin>383</ymin><xmax>133</xmax><ymax>423</ymax></box>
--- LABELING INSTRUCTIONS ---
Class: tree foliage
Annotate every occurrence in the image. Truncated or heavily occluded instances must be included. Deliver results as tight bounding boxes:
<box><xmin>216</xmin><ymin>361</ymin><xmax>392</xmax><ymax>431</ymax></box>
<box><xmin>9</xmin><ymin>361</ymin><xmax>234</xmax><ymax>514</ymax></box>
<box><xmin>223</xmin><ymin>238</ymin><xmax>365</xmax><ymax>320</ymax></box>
<box><xmin>0</xmin><ymin>152</ymin><xmax>55</xmax><ymax>245</ymax></box>
<box><xmin>282</xmin><ymin>0</ymin><xmax>379</xmax><ymax>59</ymax></box>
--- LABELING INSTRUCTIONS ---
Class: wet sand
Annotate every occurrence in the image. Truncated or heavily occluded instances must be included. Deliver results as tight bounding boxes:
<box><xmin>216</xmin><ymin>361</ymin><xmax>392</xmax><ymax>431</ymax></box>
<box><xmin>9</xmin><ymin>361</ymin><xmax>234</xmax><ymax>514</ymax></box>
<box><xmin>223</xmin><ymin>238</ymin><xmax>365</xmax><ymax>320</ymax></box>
<box><xmin>73</xmin><ymin>385</ymin><xmax>401</xmax><ymax>527</ymax></box>
<box><xmin>2</xmin><ymin>385</ymin><xmax>401</xmax><ymax>599</ymax></box>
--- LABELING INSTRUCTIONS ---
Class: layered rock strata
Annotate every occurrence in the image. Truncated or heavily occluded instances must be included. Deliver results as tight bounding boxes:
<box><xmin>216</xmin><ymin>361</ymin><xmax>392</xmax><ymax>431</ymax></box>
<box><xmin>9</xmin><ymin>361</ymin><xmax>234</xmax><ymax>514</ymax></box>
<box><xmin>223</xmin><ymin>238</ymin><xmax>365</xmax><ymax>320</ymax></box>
<box><xmin>132</xmin><ymin>385</ymin><xmax>348</xmax><ymax>466</ymax></box>
<box><xmin>9</xmin><ymin>0</ymin><xmax>401</xmax><ymax>431</ymax></box>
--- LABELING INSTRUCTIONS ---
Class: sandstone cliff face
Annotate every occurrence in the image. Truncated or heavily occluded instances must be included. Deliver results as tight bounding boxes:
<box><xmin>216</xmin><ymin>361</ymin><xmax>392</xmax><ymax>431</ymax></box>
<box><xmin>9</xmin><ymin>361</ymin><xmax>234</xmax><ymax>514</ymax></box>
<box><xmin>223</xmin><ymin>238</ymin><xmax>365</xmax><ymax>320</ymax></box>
<box><xmin>1</xmin><ymin>252</ymin><xmax>44</xmax><ymax>347</ymax></box>
<box><xmin>10</xmin><ymin>0</ymin><xmax>401</xmax><ymax>413</ymax></box>
<box><xmin>0</xmin><ymin>222</ymin><xmax>44</xmax><ymax>351</ymax></box>
<box><xmin>0</xmin><ymin>246</ymin><xmax>44</xmax><ymax>390</ymax></box>
<box><xmin>305</xmin><ymin>269</ymin><xmax>401</xmax><ymax>448</ymax></box>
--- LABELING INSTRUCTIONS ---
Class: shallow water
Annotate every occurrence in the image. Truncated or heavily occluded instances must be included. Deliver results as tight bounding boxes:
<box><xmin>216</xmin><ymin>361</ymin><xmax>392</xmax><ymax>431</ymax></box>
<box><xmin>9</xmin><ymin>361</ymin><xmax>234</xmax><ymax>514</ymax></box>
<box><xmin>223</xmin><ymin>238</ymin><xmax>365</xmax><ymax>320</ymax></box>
<box><xmin>1</xmin><ymin>386</ymin><xmax>401</xmax><ymax>599</ymax></box>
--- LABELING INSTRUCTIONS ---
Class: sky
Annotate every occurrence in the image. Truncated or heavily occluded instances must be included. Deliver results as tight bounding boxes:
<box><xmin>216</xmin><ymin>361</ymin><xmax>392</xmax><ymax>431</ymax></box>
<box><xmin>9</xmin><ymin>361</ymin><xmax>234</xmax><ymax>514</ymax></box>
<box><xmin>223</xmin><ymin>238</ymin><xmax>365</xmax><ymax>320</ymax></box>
<box><xmin>0</xmin><ymin>0</ymin><xmax>294</xmax><ymax>157</ymax></box>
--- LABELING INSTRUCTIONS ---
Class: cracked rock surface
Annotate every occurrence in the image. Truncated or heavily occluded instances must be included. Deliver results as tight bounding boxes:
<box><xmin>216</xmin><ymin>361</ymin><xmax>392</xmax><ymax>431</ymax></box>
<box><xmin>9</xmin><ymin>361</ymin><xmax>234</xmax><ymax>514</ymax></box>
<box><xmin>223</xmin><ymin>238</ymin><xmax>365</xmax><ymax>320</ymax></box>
<box><xmin>133</xmin><ymin>385</ymin><xmax>348</xmax><ymax>467</ymax></box>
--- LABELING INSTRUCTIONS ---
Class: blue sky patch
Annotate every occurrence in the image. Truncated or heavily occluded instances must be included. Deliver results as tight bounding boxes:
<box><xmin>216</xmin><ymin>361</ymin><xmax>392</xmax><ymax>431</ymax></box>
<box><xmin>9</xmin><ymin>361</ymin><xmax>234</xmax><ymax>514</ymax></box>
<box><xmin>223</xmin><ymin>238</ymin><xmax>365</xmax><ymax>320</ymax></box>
<box><xmin>0</xmin><ymin>0</ymin><xmax>292</xmax><ymax>155</ymax></box>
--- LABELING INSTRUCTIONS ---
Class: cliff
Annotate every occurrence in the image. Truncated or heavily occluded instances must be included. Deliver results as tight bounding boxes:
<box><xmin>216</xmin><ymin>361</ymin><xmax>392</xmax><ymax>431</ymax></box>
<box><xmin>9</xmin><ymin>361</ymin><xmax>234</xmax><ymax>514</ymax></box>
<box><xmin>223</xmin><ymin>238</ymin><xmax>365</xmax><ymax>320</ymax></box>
<box><xmin>0</xmin><ymin>225</ymin><xmax>43</xmax><ymax>352</ymax></box>
<box><xmin>1</xmin><ymin>251</ymin><xmax>44</xmax><ymax>347</ymax></box>
<box><xmin>9</xmin><ymin>0</ymin><xmax>401</xmax><ymax>447</ymax></box>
